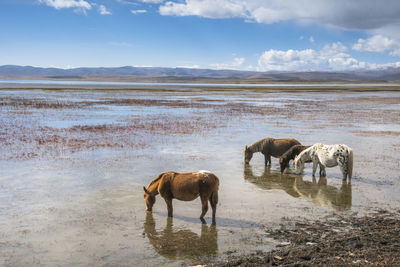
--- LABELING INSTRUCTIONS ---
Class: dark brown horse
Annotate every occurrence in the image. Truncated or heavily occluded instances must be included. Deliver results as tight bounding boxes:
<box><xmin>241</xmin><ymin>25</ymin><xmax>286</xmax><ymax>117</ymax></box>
<box><xmin>143</xmin><ymin>170</ymin><xmax>219</xmax><ymax>223</ymax></box>
<box><xmin>244</xmin><ymin>138</ymin><xmax>301</xmax><ymax>165</ymax></box>
<box><xmin>279</xmin><ymin>145</ymin><xmax>311</xmax><ymax>173</ymax></box>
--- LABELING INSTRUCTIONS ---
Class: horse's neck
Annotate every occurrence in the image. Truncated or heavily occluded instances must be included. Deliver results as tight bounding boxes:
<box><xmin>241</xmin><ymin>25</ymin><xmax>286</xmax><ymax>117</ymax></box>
<box><xmin>148</xmin><ymin>180</ymin><xmax>160</xmax><ymax>195</ymax></box>
<box><xmin>303</xmin><ymin>149</ymin><xmax>313</xmax><ymax>160</ymax></box>
<box><xmin>249</xmin><ymin>140</ymin><xmax>265</xmax><ymax>153</ymax></box>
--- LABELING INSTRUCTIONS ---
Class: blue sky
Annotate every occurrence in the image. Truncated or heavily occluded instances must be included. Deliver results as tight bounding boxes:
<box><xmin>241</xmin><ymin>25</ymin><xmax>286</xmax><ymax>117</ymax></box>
<box><xmin>1</xmin><ymin>0</ymin><xmax>400</xmax><ymax>71</ymax></box>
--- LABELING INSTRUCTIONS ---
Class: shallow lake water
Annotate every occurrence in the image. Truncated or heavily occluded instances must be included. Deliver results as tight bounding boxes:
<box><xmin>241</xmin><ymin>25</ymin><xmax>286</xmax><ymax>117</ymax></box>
<box><xmin>0</xmin><ymin>86</ymin><xmax>400</xmax><ymax>266</ymax></box>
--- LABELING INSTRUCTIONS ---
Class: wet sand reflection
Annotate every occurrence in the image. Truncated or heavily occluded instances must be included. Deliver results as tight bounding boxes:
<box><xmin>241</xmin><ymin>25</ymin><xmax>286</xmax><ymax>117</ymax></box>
<box><xmin>143</xmin><ymin>213</ymin><xmax>218</xmax><ymax>260</ymax></box>
<box><xmin>244</xmin><ymin>165</ymin><xmax>352</xmax><ymax>210</ymax></box>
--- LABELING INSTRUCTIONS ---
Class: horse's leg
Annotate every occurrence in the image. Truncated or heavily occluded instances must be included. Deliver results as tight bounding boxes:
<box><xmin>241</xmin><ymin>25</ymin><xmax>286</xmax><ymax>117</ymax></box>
<box><xmin>312</xmin><ymin>159</ymin><xmax>318</xmax><ymax>176</ymax></box>
<box><xmin>209</xmin><ymin>191</ymin><xmax>218</xmax><ymax>225</ymax></box>
<box><xmin>164</xmin><ymin>198</ymin><xmax>173</xmax><ymax>217</ymax></box>
<box><xmin>264</xmin><ymin>154</ymin><xmax>271</xmax><ymax>166</ymax></box>
<box><xmin>200</xmin><ymin>195</ymin><xmax>209</xmax><ymax>221</ymax></box>
<box><xmin>319</xmin><ymin>164</ymin><xmax>326</xmax><ymax>177</ymax></box>
<box><xmin>263</xmin><ymin>152</ymin><xmax>271</xmax><ymax>166</ymax></box>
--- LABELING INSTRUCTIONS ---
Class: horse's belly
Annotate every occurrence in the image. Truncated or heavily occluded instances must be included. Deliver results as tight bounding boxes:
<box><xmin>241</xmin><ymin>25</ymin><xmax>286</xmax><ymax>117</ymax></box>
<box><xmin>171</xmin><ymin>184</ymin><xmax>200</xmax><ymax>201</ymax></box>
<box><xmin>323</xmin><ymin>158</ymin><xmax>338</xmax><ymax>167</ymax></box>
<box><xmin>173</xmin><ymin>192</ymin><xmax>199</xmax><ymax>201</ymax></box>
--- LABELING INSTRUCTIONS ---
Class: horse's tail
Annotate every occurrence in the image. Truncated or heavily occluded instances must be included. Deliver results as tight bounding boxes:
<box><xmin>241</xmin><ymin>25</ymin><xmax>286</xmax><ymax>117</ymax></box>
<box><xmin>211</xmin><ymin>190</ymin><xmax>218</xmax><ymax>205</ymax></box>
<box><xmin>211</xmin><ymin>175</ymin><xmax>219</xmax><ymax>205</ymax></box>
<box><xmin>348</xmin><ymin>148</ymin><xmax>353</xmax><ymax>180</ymax></box>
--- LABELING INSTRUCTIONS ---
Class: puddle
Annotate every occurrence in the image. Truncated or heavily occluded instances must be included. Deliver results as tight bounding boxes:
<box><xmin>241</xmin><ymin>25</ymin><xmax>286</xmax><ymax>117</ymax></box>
<box><xmin>1</xmin><ymin>87</ymin><xmax>400</xmax><ymax>266</ymax></box>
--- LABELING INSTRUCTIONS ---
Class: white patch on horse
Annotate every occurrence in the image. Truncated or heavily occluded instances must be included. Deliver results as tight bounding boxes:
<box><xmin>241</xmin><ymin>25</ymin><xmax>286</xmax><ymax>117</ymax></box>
<box><xmin>198</xmin><ymin>170</ymin><xmax>212</xmax><ymax>175</ymax></box>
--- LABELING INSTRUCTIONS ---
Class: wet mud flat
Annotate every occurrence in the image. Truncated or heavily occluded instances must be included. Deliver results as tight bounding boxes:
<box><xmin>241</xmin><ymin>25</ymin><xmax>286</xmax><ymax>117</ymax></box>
<box><xmin>1</xmin><ymin>86</ymin><xmax>400</xmax><ymax>266</ymax></box>
<box><xmin>216</xmin><ymin>210</ymin><xmax>400</xmax><ymax>266</ymax></box>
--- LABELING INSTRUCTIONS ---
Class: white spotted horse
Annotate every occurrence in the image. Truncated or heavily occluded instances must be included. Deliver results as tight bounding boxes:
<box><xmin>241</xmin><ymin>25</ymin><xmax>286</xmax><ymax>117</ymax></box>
<box><xmin>294</xmin><ymin>144</ymin><xmax>353</xmax><ymax>183</ymax></box>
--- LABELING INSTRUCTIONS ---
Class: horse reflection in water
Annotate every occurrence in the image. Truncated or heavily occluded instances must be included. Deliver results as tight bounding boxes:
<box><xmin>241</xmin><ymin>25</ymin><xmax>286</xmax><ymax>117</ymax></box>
<box><xmin>143</xmin><ymin>213</ymin><xmax>218</xmax><ymax>260</ymax></box>
<box><xmin>244</xmin><ymin>165</ymin><xmax>352</xmax><ymax>210</ymax></box>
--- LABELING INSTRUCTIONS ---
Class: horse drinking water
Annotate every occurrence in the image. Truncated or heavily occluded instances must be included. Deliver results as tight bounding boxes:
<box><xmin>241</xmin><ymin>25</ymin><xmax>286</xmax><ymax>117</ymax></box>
<box><xmin>294</xmin><ymin>144</ymin><xmax>354</xmax><ymax>183</ymax></box>
<box><xmin>279</xmin><ymin>145</ymin><xmax>311</xmax><ymax>173</ymax></box>
<box><xmin>244</xmin><ymin>137</ymin><xmax>301</xmax><ymax>165</ymax></box>
<box><xmin>143</xmin><ymin>170</ymin><xmax>219</xmax><ymax>223</ymax></box>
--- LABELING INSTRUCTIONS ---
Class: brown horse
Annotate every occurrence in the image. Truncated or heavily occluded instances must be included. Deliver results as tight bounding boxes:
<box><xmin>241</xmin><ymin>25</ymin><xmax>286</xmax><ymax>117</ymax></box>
<box><xmin>244</xmin><ymin>138</ymin><xmax>301</xmax><ymax>165</ymax></box>
<box><xmin>279</xmin><ymin>145</ymin><xmax>311</xmax><ymax>173</ymax></box>
<box><xmin>143</xmin><ymin>170</ymin><xmax>219</xmax><ymax>223</ymax></box>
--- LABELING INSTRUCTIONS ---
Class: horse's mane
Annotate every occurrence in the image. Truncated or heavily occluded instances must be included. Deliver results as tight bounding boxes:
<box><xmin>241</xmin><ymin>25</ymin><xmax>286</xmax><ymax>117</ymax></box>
<box><xmin>148</xmin><ymin>173</ymin><xmax>164</xmax><ymax>187</ymax></box>
<box><xmin>249</xmin><ymin>138</ymin><xmax>271</xmax><ymax>152</ymax></box>
<box><xmin>281</xmin><ymin>145</ymin><xmax>296</xmax><ymax>159</ymax></box>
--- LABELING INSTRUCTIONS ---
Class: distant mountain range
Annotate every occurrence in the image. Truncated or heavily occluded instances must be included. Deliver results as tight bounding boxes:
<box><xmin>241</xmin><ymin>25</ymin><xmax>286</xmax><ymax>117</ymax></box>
<box><xmin>1</xmin><ymin>65</ymin><xmax>400</xmax><ymax>83</ymax></box>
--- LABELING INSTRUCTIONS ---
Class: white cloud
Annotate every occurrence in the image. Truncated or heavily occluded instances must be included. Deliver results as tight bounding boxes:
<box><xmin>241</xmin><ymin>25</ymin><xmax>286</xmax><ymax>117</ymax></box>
<box><xmin>159</xmin><ymin>0</ymin><xmax>400</xmax><ymax>30</ymax></box>
<box><xmin>39</xmin><ymin>0</ymin><xmax>91</xmax><ymax>12</ymax></box>
<box><xmin>309</xmin><ymin>36</ymin><xmax>315</xmax><ymax>43</ymax></box>
<box><xmin>257</xmin><ymin>42</ymin><xmax>368</xmax><ymax>71</ymax></box>
<box><xmin>177</xmin><ymin>64</ymin><xmax>200</xmax><ymax>69</ymax></box>
<box><xmin>131</xmin><ymin>9</ymin><xmax>147</xmax><ymax>14</ymax></box>
<box><xmin>352</xmin><ymin>35</ymin><xmax>400</xmax><ymax>56</ymax></box>
<box><xmin>210</xmin><ymin>57</ymin><xmax>245</xmax><ymax>69</ymax></box>
<box><xmin>98</xmin><ymin>5</ymin><xmax>111</xmax><ymax>15</ymax></box>
<box><xmin>160</xmin><ymin>0</ymin><xmax>247</xmax><ymax>18</ymax></box>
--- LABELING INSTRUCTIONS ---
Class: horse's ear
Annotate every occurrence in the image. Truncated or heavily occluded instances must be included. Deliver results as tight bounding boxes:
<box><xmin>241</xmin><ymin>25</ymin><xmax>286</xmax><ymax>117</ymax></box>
<box><xmin>143</xmin><ymin>186</ymin><xmax>150</xmax><ymax>194</ymax></box>
<box><xmin>245</xmin><ymin>145</ymin><xmax>248</xmax><ymax>150</ymax></box>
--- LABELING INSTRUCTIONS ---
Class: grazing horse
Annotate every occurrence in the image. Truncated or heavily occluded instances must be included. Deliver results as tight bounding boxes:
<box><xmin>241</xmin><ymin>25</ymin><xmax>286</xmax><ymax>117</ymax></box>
<box><xmin>143</xmin><ymin>170</ymin><xmax>219</xmax><ymax>223</ymax></box>
<box><xmin>279</xmin><ymin>145</ymin><xmax>311</xmax><ymax>173</ymax></box>
<box><xmin>294</xmin><ymin>144</ymin><xmax>354</xmax><ymax>183</ymax></box>
<box><xmin>244</xmin><ymin>138</ymin><xmax>301</xmax><ymax>165</ymax></box>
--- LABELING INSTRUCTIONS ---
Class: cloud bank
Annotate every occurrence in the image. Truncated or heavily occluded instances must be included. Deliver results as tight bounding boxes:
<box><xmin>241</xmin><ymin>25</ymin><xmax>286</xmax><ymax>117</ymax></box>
<box><xmin>159</xmin><ymin>0</ymin><xmax>400</xmax><ymax>30</ymax></box>
<box><xmin>353</xmin><ymin>35</ymin><xmax>400</xmax><ymax>56</ymax></box>
<box><xmin>257</xmin><ymin>43</ymin><xmax>367</xmax><ymax>72</ymax></box>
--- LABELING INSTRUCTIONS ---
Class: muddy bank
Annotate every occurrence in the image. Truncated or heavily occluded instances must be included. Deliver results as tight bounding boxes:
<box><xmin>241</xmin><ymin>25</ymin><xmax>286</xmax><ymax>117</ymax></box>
<box><xmin>215</xmin><ymin>210</ymin><xmax>400</xmax><ymax>266</ymax></box>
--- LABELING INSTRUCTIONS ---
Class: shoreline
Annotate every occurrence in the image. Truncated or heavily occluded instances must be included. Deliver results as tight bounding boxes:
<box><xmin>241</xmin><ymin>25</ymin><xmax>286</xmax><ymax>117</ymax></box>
<box><xmin>1</xmin><ymin>82</ymin><xmax>400</xmax><ymax>92</ymax></box>
<box><xmin>210</xmin><ymin>209</ymin><xmax>400</xmax><ymax>266</ymax></box>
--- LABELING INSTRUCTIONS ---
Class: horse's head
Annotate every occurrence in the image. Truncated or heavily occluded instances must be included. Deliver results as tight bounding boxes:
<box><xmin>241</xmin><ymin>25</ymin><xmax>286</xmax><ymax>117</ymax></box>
<box><xmin>143</xmin><ymin>186</ymin><xmax>156</xmax><ymax>212</ymax></box>
<box><xmin>294</xmin><ymin>155</ymin><xmax>303</xmax><ymax>170</ymax></box>
<box><xmin>278</xmin><ymin>157</ymin><xmax>286</xmax><ymax>173</ymax></box>
<box><xmin>244</xmin><ymin>145</ymin><xmax>253</xmax><ymax>164</ymax></box>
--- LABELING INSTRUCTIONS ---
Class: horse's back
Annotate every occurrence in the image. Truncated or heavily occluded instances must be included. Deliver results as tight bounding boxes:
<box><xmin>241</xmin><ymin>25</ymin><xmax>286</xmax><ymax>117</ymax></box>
<box><xmin>286</xmin><ymin>144</ymin><xmax>309</xmax><ymax>158</ymax></box>
<box><xmin>268</xmin><ymin>138</ymin><xmax>301</xmax><ymax>157</ymax></box>
<box><xmin>314</xmin><ymin>144</ymin><xmax>353</xmax><ymax>166</ymax></box>
<box><xmin>169</xmin><ymin>171</ymin><xmax>219</xmax><ymax>200</ymax></box>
